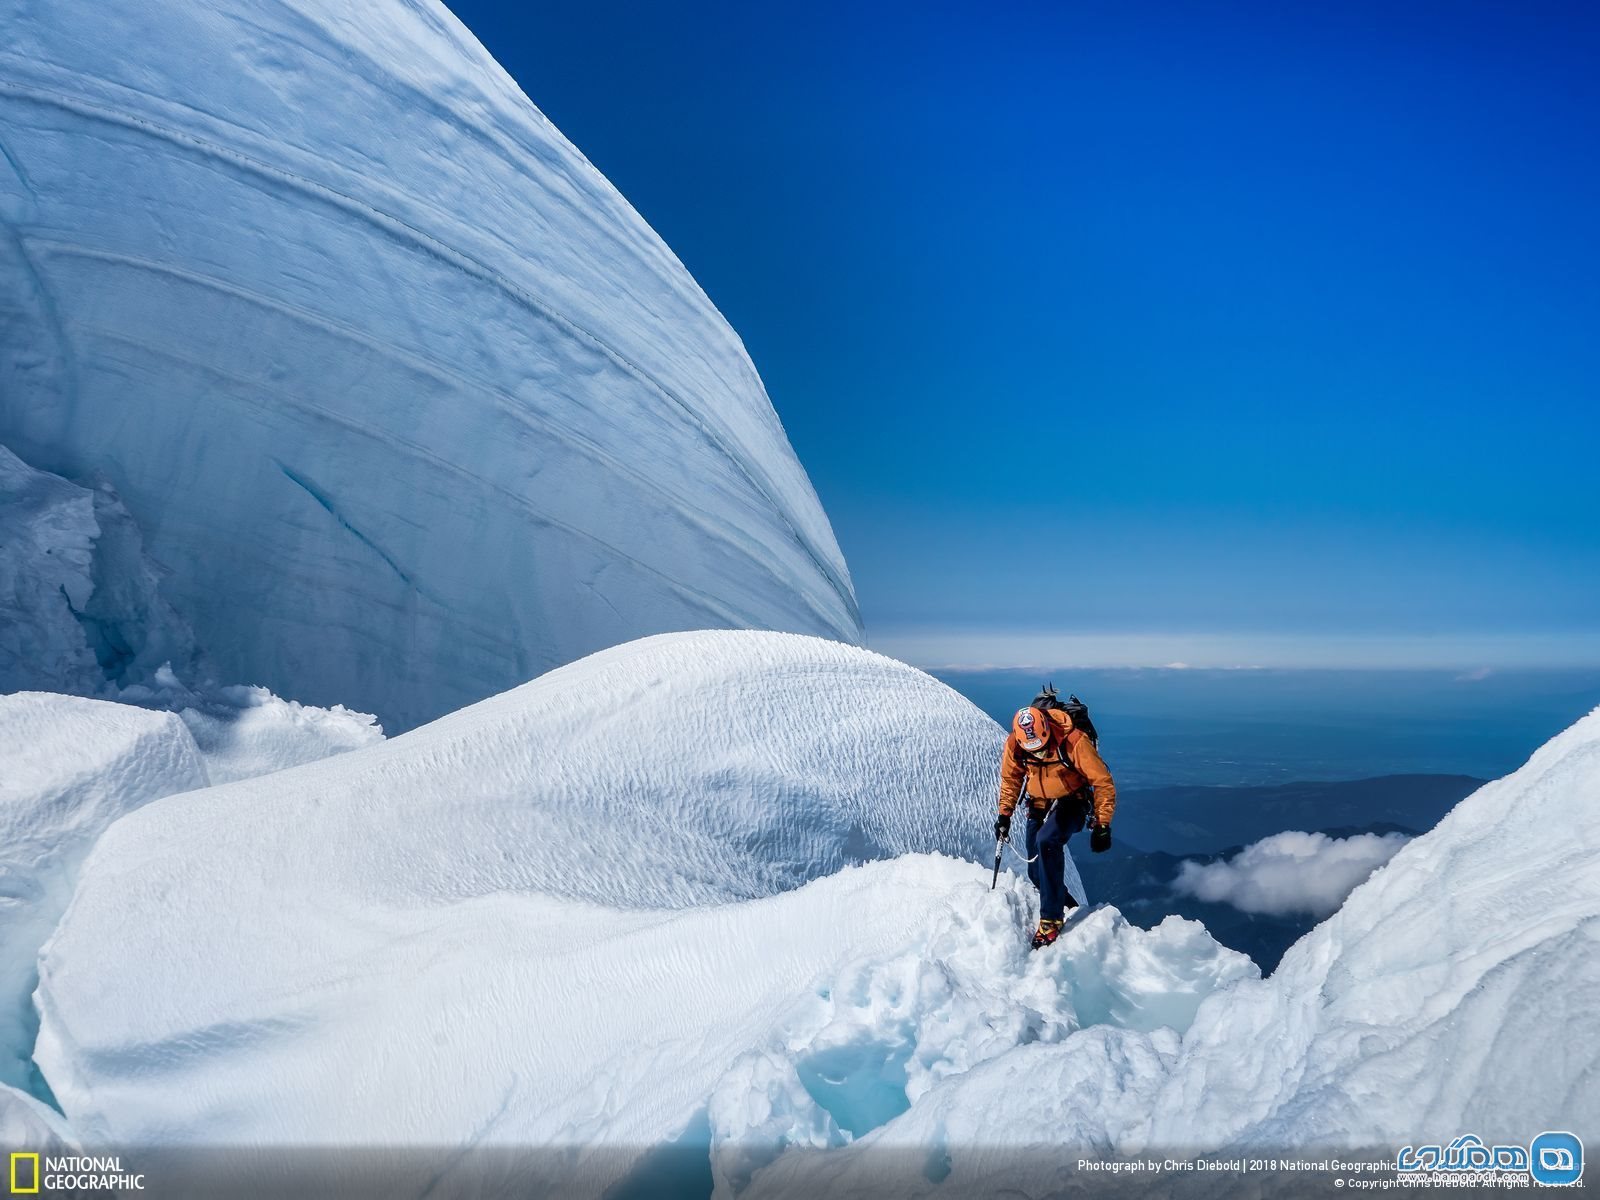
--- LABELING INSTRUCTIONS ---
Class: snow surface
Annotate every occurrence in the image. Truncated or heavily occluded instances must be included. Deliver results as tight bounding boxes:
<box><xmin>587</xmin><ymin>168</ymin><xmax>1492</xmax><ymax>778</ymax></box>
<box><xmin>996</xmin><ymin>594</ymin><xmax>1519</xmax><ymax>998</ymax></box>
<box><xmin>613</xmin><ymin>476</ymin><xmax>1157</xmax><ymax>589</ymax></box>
<box><xmin>31</xmin><ymin>634</ymin><xmax>1097</xmax><ymax>1159</ymax></box>
<box><xmin>23</xmin><ymin>631</ymin><xmax>1597</xmax><ymax>1194</ymax></box>
<box><xmin>38</xmin><ymin>631</ymin><xmax>1025</xmax><ymax>918</ymax></box>
<box><xmin>118</xmin><ymin>668</ymin><xmax>384</xmax><ymax>786</ymax></box>
<box><xmin>746</xmin><ymin>710</ymin><xmax>1600</xmax><ymax>1198</ymax></box>
<box><xmin>0</xmin><ymin>1081</ymin><xmax>75</xmax><ymax>1151</ymax></box>
<box><xmin>0</xmin><ymin>0</ymin><xmax>860</xmax><ymax>731</ymax></box>
<box><xmin>0</xmin><ymin>694</ymin><xmax>206</xmax><ymax>1096</ymax></box>
<box><xmin>0</xmin><ymin>686</ymin><xmax>379</xmax><ymax>1102</ymax></box>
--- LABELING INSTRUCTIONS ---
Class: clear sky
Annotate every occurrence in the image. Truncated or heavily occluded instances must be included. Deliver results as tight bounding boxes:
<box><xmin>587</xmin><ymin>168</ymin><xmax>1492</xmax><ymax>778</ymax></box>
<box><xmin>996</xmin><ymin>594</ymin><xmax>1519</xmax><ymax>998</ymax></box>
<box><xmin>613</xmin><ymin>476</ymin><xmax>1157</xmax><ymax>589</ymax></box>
<box><xmin>448</xmin><ymin>0</ymin><xmax>1599</xmax><ymax>668</ymax></box>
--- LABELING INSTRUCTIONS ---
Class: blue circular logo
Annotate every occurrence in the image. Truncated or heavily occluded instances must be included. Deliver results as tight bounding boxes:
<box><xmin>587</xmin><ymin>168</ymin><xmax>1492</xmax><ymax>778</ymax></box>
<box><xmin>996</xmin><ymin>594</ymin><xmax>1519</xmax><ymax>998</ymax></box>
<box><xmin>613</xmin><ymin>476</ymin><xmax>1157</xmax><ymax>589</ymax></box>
<box><xmin>1530</xmin><ymin>1131</ymin><xmax>1583</xmax><ymax>1187</ymax></box>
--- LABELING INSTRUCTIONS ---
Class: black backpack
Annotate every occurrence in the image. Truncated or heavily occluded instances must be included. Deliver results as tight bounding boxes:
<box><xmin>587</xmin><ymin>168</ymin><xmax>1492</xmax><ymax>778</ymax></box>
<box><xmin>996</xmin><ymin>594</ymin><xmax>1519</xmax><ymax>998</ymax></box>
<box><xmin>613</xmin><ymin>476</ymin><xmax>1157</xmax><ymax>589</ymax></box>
<box><xmin>1031</xmin><ymin>683</ymin><xmax>1099</xmax><ymax>748</ymax></box>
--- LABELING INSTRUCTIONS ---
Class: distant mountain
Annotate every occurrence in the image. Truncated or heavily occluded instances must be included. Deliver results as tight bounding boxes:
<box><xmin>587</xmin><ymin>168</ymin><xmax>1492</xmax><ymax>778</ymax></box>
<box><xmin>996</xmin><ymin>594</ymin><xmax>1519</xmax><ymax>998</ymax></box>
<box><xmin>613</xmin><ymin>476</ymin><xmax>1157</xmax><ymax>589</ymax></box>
<box><xmin>1111</xmin><ymin>774</ymin><xmax>1485</xmax><ymax>856</ymax></box>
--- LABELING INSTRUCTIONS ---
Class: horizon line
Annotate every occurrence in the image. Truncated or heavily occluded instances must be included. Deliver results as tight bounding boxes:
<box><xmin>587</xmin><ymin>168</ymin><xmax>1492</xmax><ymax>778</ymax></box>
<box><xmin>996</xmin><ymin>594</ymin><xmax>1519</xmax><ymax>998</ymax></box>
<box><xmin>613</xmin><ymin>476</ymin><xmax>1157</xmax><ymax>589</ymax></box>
<box><xmin>865</xmin><ymin>629</ymin><xmax>1600</xmax><ymax>672</ymax></box>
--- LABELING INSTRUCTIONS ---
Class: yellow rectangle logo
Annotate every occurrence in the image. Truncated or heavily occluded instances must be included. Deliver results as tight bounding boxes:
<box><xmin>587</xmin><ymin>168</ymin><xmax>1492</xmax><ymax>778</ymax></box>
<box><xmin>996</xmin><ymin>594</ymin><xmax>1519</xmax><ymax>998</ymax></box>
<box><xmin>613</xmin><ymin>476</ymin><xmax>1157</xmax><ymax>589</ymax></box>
<box><xmin>9</xmin><ymin>1151</ymin><xmax>40</xmax><ymax>1194</ymax></box>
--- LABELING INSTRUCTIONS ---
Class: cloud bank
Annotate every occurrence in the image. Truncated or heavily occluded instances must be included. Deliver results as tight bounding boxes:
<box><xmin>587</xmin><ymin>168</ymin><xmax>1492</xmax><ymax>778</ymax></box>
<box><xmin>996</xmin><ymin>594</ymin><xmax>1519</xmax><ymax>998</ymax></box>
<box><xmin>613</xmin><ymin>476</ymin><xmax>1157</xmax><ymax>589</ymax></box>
<box><xmin>1173</xmin><ymin>830</ymin><xmax>1411</xmax><ymax>918</ymax></box>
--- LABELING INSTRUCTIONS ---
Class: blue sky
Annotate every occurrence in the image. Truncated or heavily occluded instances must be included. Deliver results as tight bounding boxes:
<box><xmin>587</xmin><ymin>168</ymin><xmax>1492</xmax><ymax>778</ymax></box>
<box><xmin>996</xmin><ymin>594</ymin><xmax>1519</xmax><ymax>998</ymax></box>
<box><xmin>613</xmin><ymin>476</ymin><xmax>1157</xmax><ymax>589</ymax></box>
<box><xmin>450</xmin><ymin>0</ymin><xmax>1599</xmax><ymax>667</ymax></box>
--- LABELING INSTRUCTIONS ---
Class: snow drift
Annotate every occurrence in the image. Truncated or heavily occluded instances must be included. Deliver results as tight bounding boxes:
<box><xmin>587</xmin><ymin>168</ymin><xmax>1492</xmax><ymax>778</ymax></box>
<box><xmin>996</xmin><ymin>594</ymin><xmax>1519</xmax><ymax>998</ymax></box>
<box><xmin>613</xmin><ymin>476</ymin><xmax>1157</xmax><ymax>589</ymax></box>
<box><xmin>25</xmin><ymin>633</ymin><xmax>1598</xmax><ymax>1196</ymax></box>
<box><xmin>33</xmin><ymin>633</ymin><xmax>1071</xmax><ymax>1173</ymax></box>
<box><xmin>0</xmin><ymin>0</ymin><xmax>860</xmax><ymax>730</ymax></box>
<box><xmin>747</xmin><ymin>710</ymin><xmax>1600</xmax><ymax>1198</ymax></box>
<box><xmin>0</xmin><ymin>687</ymin><xmax>379</xmax><ymax>1102</ymax></box>
<box><xmin>0</xmin><ymin>694</ymin><xmax>206</xmax><ymax>1096</ymax></box>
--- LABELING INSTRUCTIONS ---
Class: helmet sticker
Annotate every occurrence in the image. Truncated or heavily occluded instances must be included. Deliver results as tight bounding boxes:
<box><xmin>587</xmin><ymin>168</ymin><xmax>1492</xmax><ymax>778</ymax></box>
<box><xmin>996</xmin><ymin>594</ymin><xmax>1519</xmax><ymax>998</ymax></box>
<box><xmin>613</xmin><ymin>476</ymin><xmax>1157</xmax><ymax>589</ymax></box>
<box><xmin>1014</xmin><ymin>706</ymin><xmax>1051</xmax><ymax>751</ymax></box>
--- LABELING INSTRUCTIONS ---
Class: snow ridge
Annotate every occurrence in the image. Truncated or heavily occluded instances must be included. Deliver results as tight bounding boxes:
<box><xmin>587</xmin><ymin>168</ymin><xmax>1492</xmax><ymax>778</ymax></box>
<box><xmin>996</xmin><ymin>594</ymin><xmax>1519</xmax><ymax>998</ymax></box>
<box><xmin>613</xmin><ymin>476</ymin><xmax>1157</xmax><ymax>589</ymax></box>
<box><xmin>16</xmin><ymin>635</ymin><xmax>1599</xmax><ymax>1195</ymax></box>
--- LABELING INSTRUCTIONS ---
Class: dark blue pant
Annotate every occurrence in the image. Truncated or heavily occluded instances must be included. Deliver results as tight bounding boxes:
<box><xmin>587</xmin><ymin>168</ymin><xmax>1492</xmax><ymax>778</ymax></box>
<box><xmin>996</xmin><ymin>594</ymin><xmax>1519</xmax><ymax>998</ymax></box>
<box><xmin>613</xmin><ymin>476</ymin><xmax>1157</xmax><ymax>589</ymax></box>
<box><xmin>1026</xmin><ymin>796</ymin><xmax>1087</xmax><ymax>921</ymax></box>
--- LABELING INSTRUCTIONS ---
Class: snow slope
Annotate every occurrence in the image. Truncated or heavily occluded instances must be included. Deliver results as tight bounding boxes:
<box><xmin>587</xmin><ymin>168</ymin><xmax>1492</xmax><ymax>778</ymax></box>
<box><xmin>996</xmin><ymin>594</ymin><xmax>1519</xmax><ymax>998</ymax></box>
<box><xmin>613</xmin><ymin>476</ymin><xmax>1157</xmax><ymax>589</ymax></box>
<box><xmin>0</xmin><ymin>694</ymin><xmax>206</xmax><ymax>1095</ymax></box>
<box><xmin>32</xmin><ymin>634</ymin><xmax>1093</xmax><ymax>1159</ymax></box>
<box><xmin>38</xmin><ymin>631</ymin><xmax>1022</xmax><ymax>918</ymax></box>
<box><xmin>26</xmin><ymin>637</ymin><xmax>1599</xmax><ymax>1195</ymax></box>
<box><xmin>0</xmin><ymin>0</ymin><xmax>860</xmax><ymax>730</ymax></box>
<box><xmin>0</xmin><ymin>688</ymin><xmax>380</xmax><ymax>1101</ymax></box>
<box><xmin>39</xmin><ymin>860</ymin><xmax>1236</xmax><ymax>1198</ymax></box>
<box><xmin>746</xmin><ymin>709</ymin><xmax>1600</xmax><ymax>1198</ymax></box>
<box><xmin>1144</xmin><ymin>707</ymin><xmax>1600</xmax><ymax>1150</ymax></box>
<box><xmin>0</xmin><ymin>1082</ymin><xmax>75</xmax><ymax>1151</ymax></box>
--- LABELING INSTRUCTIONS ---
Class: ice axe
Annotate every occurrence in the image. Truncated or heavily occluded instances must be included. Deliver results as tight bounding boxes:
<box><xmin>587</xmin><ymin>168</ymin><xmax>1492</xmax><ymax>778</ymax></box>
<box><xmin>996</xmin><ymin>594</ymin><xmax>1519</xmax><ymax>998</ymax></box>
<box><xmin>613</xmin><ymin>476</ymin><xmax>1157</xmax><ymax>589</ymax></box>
<box><xmin>990</xmin><ymin>783</ymin><xmax>1030</xmax><ymax>889</ymax></box>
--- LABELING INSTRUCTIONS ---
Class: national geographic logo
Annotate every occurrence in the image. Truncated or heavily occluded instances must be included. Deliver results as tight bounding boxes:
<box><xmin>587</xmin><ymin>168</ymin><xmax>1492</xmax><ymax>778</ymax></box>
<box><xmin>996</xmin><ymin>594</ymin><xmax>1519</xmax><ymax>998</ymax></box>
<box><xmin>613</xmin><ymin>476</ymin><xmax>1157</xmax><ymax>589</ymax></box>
<box><xmin>8</xmin><ymin>1153</ymin><xmax>38</xmax><ymax>1194</ymax></box>
<box><xmin>8</xmin><ymin>1154</ymin><xmax>144</xmax><ymax>1192</ymax></box>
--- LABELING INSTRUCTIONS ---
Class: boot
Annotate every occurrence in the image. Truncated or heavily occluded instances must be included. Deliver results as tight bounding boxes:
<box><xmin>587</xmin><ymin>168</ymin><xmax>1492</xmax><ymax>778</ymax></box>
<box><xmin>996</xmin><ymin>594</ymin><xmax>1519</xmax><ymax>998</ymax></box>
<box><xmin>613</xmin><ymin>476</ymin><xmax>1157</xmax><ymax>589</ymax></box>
<box><xmin>1031</xmin><ymin>918</ymin><xmax>1063</xmax><ymax>950</ymax></box>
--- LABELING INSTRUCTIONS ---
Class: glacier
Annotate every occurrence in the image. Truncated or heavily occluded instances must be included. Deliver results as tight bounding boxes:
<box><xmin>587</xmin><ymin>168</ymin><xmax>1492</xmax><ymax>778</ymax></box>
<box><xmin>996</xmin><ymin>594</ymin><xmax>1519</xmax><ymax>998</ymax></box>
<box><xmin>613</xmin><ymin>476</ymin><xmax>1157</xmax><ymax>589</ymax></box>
<box><xmin>0</xmin><ymin>0</ymin><xmax>860</xmax><ymax>730</ymax></box>
<box><xmin>0</xmin><ymin>443</ymin><xmax>201</xmax><ymax>696</ymax></box>
<box><xmin>22</xmin><ymin>628</ymin><xmax>1599</xmax><ymax>1196</ymax></box>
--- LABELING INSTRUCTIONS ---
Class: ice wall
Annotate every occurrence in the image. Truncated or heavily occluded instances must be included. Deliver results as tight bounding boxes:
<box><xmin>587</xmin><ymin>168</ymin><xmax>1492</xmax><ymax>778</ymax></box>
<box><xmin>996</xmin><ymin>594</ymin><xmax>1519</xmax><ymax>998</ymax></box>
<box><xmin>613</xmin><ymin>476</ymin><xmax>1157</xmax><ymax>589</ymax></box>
<box><xmin>0</xmin><ymin>444</ymin><xmax>200</xmax><ymax>695</ymax></box>
<box><xmin>0</xmin><ymin>0</ymin><xmax>861</xmax><ymax>730</ymax></box>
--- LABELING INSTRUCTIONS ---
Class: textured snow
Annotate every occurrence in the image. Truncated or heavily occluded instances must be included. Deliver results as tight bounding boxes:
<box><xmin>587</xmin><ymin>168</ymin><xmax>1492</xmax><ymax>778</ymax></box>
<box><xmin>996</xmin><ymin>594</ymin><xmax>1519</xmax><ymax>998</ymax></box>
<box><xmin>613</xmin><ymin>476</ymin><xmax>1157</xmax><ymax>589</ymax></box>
<box><xmin>119</xmin><ymin>669</ymin><xmax>384</xmax><ymax>785</ymax></box>
<box><xmin>709</xmin><ymin>899</ymin><xmax>1252</xmax><ymax>1195</ymax></box>
<box><xmin>0</xmin><ymin>686</ymin><xmax>378</xmax><ymax>1107</ymax></box>
<box><xmin>40</xmin><ymin>631</ymin><xmax>1023</xmax><ymax>918</ymax></box>
<box><xmin>1144</xmin><ymin>707</ymin><xmax>1600</xmax><ymax>1150</ymax></box>
<box><xmin>0</xmin><ymin>444</ymin><xmax>199</xmax><ymax>695</ymax></box>
<box><xmin>744</xmin><ymin>710</ymin><xmax>1600</xmax><ymax>1198</ymax></box>
<box><xmin>32</xmin><ymin>633</ymin><xmax>1097</xmax><ymax>1162</ymax></box>
<box><xmin>25</xmin><ymin>634</ymin><xmax>1597</xmax><ymax>1191</ymax></box>
<box><xmin>0</xmin><ymin>694</ymin><xmax>207</xmax><ymax>1096</ymax></box>
<box><xmin>0</xmin><ymin>1081</ymin><xmax>75</xmax><ymax>1150</ymax></box>
<box><xmin>0</xmin><ymin>0</ymin><xmax>860</xmax><ymax>731</ymax></box>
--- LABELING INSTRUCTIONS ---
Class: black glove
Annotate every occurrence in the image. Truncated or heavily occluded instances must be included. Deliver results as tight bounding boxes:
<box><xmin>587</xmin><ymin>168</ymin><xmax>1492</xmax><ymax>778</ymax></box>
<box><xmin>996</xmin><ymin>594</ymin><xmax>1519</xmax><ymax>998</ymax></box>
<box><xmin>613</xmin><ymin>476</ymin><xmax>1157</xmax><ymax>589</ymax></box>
<box><xmin>1090</xmin><ymin>823</ymin><xmax>1112</xmax><ymax>854</ymax></box>
<box><xmin>994</xmin><ymin>813</ymin><xmax>1011</xmax><ymax>840</ymax></box>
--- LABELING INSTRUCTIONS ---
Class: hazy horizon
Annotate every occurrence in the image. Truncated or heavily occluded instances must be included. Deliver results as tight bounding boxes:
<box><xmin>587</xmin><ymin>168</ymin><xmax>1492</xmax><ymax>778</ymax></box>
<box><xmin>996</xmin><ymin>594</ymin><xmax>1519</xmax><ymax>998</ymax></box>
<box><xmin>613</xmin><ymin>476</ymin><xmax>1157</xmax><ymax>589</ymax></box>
<box><xmin>932</xmin><ymin>664</ymin><xmax>1600</xmax><ymax>789</ymax></box>
<box><xmin>871</xmin><ymin>629</ymin><xmax>1600</xmax><ymax>673</ymax></box>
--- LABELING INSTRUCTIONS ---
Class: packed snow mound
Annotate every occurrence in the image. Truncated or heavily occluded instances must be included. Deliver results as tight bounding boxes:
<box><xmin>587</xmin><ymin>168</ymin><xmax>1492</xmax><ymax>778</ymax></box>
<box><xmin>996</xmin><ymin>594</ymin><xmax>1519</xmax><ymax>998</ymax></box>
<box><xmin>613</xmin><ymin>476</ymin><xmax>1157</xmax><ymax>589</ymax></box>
<box><xmin>0</xmin><ymin>0</ymin><xmax>860</xmax><ymax>731</ymax></box>
<box><xmin>0</xmin><ymin>694</ymin><xmax>206</xmax><ymax>1096</ymax></box>
<box><xmin>1144</xmin><ymin>705</ymin><xmax>1600</xmax><ymax>1149</ymax></box>
<box><xmin>35</xmin><ymin>856</ymin><xmax>1244</xmax><ymax>1196</ymax></box>
<box><xmin>0</xmin><ymin>1082</ymin><xmax>75</xmax><ymax>1151</ymax></box>
<box><xmin>0</xmin><ymin>444</ymin><xmax>200</xmax><ymax>695</ymax></box>
<box><xmin>33</xmin><ymin>633</ymin><xmax>1100</xmax><ymax>1152</ymax></box>
<box><xmin>708</xmin><ymin>898</ymin><xmax>1253</xmax><ymax>1195</ymax></box>
<box><xmin>117</xmin><ymin>669</ymin><xmax>384</xmax><ymax>785</ymax></box>
<box><xmin>43</xmin><ymin>631</ymin><xmax>1029</xmax><ymax>916</ymax></box>
<box><xmin>0</xmin><ymin>686</ymin><xmax>378</xmax><ymax>1107</ymax></box>
<box><xmin>744</xmin><ymin>710</ymin><xmax>1600</xmax><ymax>1198</ymax></box>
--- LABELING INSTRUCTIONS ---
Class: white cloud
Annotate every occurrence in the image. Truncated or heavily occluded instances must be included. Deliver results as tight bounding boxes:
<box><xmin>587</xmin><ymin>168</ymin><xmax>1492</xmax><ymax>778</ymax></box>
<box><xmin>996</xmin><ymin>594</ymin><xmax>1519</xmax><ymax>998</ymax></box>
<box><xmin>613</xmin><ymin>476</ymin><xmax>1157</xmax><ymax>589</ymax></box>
<box><xmin>1173</xmin><ymin>830</ymin><xmax>1411</xmax><ymax>919</ymax></box>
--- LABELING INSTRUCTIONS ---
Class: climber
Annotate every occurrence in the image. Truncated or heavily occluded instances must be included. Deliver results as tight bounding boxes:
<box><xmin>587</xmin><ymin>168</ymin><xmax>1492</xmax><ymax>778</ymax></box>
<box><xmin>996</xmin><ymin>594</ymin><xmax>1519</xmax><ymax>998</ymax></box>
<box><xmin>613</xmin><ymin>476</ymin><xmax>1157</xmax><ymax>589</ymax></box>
<box><xmin>993</xmin><ymin>687</ymin><xmax>1116</xmax><ymax>949</ymax></box>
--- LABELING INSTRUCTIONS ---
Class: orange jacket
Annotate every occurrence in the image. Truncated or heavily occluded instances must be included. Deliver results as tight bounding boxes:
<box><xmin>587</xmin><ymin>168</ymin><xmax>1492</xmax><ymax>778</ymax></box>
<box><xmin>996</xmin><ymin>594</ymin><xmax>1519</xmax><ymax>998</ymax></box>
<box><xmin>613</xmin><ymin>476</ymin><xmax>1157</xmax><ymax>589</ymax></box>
<box><xmin>998</xmin><ymin>708</ymin><xmax>1117</xmax><ymax>826</ymax></box>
